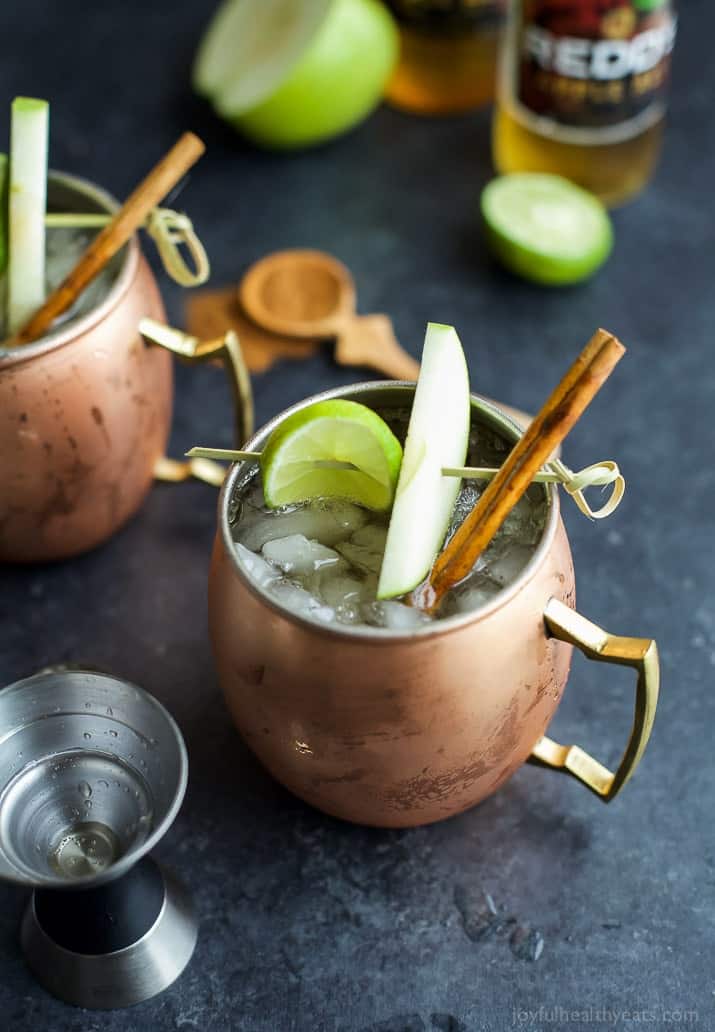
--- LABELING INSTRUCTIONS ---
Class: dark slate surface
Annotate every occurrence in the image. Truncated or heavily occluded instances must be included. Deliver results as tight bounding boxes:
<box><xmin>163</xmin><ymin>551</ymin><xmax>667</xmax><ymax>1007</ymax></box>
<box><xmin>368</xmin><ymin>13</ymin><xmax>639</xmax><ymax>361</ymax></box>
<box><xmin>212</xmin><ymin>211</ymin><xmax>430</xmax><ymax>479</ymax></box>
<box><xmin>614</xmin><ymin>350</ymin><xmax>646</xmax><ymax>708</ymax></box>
<box><xmin>0</xmin><ymin>1</ymin><xmax>713</xmax><ymax>1030</ymax></box>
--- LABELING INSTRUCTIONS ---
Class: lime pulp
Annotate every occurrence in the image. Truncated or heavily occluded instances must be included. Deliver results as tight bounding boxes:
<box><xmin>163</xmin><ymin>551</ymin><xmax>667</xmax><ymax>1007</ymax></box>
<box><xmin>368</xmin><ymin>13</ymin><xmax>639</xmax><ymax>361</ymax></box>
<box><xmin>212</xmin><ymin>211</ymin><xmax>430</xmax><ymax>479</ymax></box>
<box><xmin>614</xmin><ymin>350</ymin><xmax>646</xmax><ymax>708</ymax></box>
<box><xmin>260</xmin><ymin>399</ymin><xmax>403</xmax><ymax>511</ymax></box>
<box><xmin>481</xmin><ymin>173</ymin><xmax>614</xmax><ymax>286</ymax></box>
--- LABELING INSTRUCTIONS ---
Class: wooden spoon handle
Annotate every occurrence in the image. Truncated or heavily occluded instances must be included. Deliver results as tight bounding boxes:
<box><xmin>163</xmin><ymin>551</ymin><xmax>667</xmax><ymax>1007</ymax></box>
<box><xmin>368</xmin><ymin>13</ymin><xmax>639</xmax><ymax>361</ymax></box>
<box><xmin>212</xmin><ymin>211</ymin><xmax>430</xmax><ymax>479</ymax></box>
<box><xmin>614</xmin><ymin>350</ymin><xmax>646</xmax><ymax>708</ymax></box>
<box><xmin>335</xmin><ymin>314</ymin><xmax>420</xmax><ymax>381</ymax></box>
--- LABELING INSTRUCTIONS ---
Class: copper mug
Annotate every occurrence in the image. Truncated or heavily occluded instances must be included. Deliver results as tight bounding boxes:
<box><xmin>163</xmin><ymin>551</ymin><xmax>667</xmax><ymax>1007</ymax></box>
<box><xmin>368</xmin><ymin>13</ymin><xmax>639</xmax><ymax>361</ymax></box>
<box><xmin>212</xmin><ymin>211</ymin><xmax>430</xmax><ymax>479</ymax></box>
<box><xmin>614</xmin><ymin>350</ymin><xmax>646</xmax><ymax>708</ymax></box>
<box><xmin>209</xmin><ymin>382</ymin><xmax>659</xmax><ymax>828</ymax></box>
<box><xmin>0</xmin><ymin>171</ymin><xmax>249</xmax><ymax>563</ymax></box>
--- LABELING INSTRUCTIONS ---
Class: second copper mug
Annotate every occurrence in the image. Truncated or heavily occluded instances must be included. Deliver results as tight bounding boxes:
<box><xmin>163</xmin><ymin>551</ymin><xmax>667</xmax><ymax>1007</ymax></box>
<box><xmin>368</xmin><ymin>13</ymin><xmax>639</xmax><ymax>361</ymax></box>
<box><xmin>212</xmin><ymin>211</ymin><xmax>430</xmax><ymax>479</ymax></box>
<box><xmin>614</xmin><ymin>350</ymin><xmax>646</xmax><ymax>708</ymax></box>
<box><xmin>209</xmin><ymin>383</ymin><xmax>659</xmax><ymax>828</ymax></box>
<box><xmin>0</xmin><ymin>171</ymin><xmax>248</xmax><ymax>563</ymax></box>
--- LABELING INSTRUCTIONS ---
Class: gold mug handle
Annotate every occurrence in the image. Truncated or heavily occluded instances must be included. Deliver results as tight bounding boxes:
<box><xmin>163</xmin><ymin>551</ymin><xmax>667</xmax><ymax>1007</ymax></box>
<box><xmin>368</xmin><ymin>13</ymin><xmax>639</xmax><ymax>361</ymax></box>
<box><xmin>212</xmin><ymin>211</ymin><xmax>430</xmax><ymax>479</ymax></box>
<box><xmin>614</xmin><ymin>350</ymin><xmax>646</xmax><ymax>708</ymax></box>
<box><xmin>139</xmin><ymin>318</ymin><xmax>254</xmax><ymax>487</ymax></box>
<box><xmin>529</xmin><ymin>597</ymin><xmax>659</xmax><ymax>802</ymax></box>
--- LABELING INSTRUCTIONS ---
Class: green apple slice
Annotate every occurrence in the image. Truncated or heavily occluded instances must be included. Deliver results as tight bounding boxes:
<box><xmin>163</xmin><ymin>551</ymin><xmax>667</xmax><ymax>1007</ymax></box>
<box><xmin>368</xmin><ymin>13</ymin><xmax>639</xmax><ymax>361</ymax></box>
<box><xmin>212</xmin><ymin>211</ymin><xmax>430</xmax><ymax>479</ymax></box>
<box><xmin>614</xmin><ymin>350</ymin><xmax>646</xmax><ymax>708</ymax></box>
<box><xmin>0</xmin><ymin>153</ymin><xmax>8</xmax><ymax>278</ymax></box>
<box><xmin>7</xmin><ymin>98</ymin><xmax>49</xmax><ymax>333</ymax></box>
<box><xmin>377</xmin><ymin>323</ymin><xmax>471</xmax><ymax>600</ymax></box>
<box><xmin>193</xmin><ymin>0</ymin><xmax>332</xmax><ymax>112</ymax></box>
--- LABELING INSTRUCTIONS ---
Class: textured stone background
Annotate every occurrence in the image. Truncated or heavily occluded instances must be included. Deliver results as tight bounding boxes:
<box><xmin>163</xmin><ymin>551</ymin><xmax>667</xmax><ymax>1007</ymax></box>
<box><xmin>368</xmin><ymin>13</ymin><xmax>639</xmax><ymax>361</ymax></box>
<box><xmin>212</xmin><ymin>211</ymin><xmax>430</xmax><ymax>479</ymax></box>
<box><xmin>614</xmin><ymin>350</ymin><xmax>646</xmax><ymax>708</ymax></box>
<box><xmin>0</xmin><ymin>1</ymin><xmax>713</xmax><ymax>1029</ymax></box>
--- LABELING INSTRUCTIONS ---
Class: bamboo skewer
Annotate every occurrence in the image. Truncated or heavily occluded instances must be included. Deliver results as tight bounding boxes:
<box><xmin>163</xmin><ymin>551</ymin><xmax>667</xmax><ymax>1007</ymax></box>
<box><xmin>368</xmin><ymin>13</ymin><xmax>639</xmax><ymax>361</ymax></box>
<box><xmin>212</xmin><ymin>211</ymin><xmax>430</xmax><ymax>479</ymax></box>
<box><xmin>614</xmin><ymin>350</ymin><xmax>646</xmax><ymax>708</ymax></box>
<box><xmin>415</xmin><ymin>329</ymin><xmax>626</xmax><ymax>612</ymax></box>
<box><xmin>184</xmin><ymin>447</ymin><xmax>625</xmax><ymax>520</ymax></box>
<box><xmin>10</xmin><ymin>132</ymin><xmax>205</xmax><ymax>346</ymax></box>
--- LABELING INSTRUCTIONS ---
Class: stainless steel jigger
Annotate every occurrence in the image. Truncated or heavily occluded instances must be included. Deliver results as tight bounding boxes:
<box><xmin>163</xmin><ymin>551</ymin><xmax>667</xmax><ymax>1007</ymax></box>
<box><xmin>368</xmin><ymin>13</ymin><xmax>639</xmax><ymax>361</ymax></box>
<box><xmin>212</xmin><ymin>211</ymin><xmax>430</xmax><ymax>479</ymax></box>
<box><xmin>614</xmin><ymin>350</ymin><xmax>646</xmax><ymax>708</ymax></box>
<box><xmin>0</xmin><ymin>669</ymin><xmax>197</xmax><ymax>1009</ymax></box>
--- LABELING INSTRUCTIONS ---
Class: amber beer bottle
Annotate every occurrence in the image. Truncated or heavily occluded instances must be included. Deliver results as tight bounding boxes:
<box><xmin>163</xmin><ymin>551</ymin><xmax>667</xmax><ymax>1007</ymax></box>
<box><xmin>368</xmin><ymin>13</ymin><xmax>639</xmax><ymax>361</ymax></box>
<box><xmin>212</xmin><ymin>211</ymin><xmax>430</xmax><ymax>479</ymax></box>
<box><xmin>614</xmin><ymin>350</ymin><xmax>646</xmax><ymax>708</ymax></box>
<box><xmin>493</xmin><ymin>1</ymin><xmax>677</xmax><ymax>205</ymax></box>
<box><xmin>384</xmin><ymin>0</ymin><xmax>507</xmax><ymax>114</ymax></box>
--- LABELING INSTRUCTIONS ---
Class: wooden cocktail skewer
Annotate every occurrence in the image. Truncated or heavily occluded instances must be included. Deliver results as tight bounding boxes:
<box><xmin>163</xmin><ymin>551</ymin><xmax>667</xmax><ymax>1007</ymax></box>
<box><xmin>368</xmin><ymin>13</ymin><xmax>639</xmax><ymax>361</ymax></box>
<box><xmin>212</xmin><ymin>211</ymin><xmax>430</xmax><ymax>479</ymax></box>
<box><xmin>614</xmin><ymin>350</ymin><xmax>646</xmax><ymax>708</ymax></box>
<box><xmin>10</xmin><ymin>132</ymin><xmax>205</xmax><ymax>346</ymax></box>
<box><xmin>184</xmin><ymin>447</ymin><xmax>624</xmax><ymax>519</ymax></box>
<box><xmin>414</xmin><ymin>328</ymin><xmax>625</xmax><ymax>612</ymax></box>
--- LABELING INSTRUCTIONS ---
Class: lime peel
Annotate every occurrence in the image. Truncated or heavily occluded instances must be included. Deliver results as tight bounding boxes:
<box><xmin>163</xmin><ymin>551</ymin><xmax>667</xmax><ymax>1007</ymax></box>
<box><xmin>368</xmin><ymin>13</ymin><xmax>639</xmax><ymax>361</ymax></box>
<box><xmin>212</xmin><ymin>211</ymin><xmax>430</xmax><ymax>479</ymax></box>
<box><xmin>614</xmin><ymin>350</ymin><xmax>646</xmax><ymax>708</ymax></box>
<box><xmin>260</xmin><ymin>399</ymin><xmax>402</xmax><ymax>512</ymax></box>
<box><xmin>481</xmin><ymin>173</ymin><xmax>613</xmax><ymax>287</ymax></box>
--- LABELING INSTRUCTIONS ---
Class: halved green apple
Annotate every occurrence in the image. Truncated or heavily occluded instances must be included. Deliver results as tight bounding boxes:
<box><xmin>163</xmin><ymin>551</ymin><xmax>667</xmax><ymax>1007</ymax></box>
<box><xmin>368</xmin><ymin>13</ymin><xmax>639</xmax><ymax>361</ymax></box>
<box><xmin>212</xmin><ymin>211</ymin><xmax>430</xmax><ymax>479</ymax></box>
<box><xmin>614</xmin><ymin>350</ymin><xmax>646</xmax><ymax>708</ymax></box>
<box><xmin>193</xmin><ymin>0</ymin><xmax>398</xmax><ymax>150</ymax></box>
<box><xmin>377</xmin><ymin>323</ymin><xmax>471</xmax><ymax>599</ymax></box>
<box><xmin>193</xmin><ymin>0</ymin><xmax>333</xmax><ymax>113</ymax></box>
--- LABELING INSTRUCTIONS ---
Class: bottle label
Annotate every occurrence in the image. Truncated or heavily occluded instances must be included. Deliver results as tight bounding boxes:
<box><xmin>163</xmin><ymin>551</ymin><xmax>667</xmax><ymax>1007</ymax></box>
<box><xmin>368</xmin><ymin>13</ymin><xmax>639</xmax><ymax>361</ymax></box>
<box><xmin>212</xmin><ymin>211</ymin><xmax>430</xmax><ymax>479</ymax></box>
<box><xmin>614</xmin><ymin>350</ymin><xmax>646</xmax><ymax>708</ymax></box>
<box><xmin>503</xmin><ymin>1</ymin><xmax>677</xmax><ymax>145</ymax></box>
<box><xmin>386</xmin><ymin>0</ymin><xmax>506</xmax><ymax>35</ymax></box>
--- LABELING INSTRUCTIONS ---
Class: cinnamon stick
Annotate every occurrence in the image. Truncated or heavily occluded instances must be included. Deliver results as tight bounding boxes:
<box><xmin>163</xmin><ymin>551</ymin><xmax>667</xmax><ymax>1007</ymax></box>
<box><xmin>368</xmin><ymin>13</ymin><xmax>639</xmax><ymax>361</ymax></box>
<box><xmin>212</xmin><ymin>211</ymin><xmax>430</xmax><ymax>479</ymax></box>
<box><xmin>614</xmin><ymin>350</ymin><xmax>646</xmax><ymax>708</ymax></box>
<box><xmin>417</xmin><ymin>329</ymin><xmax>625</xmax><ymax>612</ymax></box>
<box><xmin>11</xmin><ymin>132</ymin><xmax>205</xmax><ymax>346</ymax></box>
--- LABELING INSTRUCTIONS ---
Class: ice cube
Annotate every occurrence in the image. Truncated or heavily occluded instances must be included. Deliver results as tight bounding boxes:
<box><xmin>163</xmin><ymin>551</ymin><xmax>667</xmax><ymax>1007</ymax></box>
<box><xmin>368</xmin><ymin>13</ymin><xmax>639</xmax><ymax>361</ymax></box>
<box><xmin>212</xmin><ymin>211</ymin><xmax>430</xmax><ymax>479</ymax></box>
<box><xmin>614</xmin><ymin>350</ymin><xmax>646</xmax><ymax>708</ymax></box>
<box><xmin>447</xmin><ymin>572</ymin><xmax>502</xmax><ymax>615</ymax></box>
<box><xmin>336</xmin><ymin>522</ymin><xmax>388</xmax><ymax>575</ymax></box>
<box><xmin>246</xmin><ymin>481</ymin><xmax>266</xmax><ymax>509</ymax></box>
<box><xmin>234</xmin><ymin>542</ymin><xmax>278</xmax><ymax>588</ymax></box>
<box><xmin>361</xmin><ymin>573</ymin><xmax>379</xmax><ymax>601</ymax></box>
<box><xmin>228</xmin><ymin>477</ymin><xmax>262</xmax><ymax>526</ymax></box>
<box><xmin>262</xmin><ymin>535</ymin><xmax>344</xmax><ymax>576</ymax></box>
<box><xmin>499</xmin><ymin>495</ymin><xmax>542</xmax><ymax>547</ymax></box>
<box><xmin>446</xmin><ymin>482</ymin><xmax>481</xmax><ymax>540</ymax></box>
<box><xmin>362</xmin><ymin>600</ymin><xmax>430</xmax><ymax>631</ymax></box>
<box><xmin>237</xmin><ymin>499</ymin><xmax>367</xmax><ymax>552</ymax></box>
<box><xmin>268</xmin><ymin>581</ymin><xmax>335</xmax><ymax>623</ymax></box>
<box><xmin>319</xmin><ymin>574</ymin><xmax>366</xmax><ymax>608</ymax></box>
<box><xmin>334</xmin><ymin>602</ymin><xmax>363</xmax><ymax>626</ymax></box>
<box><xmin>485</xmin><ymin>544</ymin><xmax>535</xmax><ymax>586</ymax></box>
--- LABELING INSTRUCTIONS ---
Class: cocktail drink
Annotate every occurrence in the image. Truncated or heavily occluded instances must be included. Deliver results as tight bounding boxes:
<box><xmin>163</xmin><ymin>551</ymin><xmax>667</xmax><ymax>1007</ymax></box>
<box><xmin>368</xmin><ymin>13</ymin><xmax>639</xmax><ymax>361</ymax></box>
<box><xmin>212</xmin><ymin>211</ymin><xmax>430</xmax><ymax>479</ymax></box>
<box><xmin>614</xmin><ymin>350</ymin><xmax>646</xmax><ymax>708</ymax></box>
<box><xmin>208</xmin><ymin>325</ymin><xmax>659</xmax><ymax>827</ymax></box>
<box><xmin>0</xmin><ymin>167</ymin><xmax>171</xmax><ymax>561</ymax></box>
<box><xmin>0</xmin><ymin>201</ymin><xmax>122</xmax><ymax>344</ymax></box>
<box><xmin>0</xmin><ymin>103</ymin><xmax>247</xmax><ymax>562</ymax></box>
<box><xmin>231</xmin><ymin>412</ymin><xmax>548</xmax><ymax>629</ymax></box>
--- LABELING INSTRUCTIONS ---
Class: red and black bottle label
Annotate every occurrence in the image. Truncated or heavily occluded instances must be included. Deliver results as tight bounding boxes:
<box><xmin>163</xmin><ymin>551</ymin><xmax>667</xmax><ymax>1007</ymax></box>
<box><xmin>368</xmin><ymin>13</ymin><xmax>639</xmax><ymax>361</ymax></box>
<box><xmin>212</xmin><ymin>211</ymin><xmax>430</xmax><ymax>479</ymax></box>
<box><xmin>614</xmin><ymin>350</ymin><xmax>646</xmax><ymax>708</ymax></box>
<box><xmin>386</xmin><ymin>0</ymin><xmax>506</xmax><ymax>35</ymax></box>
<box><xmin>502</xmin><ymin>0</ymin><xmax>677</xmax><ymax>143</ymax></box>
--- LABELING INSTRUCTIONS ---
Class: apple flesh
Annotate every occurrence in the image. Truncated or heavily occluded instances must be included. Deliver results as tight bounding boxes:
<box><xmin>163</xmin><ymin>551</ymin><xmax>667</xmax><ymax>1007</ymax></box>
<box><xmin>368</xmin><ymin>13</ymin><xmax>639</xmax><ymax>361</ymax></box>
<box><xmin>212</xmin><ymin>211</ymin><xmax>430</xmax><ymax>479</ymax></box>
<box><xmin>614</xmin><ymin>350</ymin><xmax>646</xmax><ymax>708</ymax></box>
<box><xmin>202</xmin><ymin>0</ymin><xmax>398</xmax><ymax>150</ymax></box>
<box><xmin>193</xmin><ymin>0</ymin><xmax>333</xmax><ymax>113</ymax></box>
<box><xmin>377</xmin><ymin>323</ymin><xmax>471</xmax><ymax>600</ymax></box>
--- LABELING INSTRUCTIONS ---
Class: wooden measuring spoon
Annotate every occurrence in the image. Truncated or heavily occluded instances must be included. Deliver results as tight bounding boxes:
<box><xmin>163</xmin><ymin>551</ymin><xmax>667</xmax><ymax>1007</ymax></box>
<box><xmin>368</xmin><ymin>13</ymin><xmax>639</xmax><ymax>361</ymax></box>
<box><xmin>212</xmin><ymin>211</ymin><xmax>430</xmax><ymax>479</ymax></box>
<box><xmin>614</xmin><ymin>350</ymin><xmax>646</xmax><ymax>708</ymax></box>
<box><xmin>185</xmin><ymin>284</ymin><xmax>319</xmax><ymax>373</ymax></box>
<box><xmin>239</xmin><ymin>249</ymin><xmax>420</xmax><ymax>381</ymax></box>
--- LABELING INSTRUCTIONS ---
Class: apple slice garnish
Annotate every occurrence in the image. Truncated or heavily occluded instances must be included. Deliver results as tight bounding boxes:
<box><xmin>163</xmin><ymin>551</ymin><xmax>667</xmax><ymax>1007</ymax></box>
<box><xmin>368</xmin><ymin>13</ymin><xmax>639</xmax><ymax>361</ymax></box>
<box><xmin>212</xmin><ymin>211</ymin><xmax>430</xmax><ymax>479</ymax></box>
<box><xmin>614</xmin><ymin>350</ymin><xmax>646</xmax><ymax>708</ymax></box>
<box><xmin>377</xmin><ymin>323</ymin><xmax>471</xmax><ymax>600</ymax></box>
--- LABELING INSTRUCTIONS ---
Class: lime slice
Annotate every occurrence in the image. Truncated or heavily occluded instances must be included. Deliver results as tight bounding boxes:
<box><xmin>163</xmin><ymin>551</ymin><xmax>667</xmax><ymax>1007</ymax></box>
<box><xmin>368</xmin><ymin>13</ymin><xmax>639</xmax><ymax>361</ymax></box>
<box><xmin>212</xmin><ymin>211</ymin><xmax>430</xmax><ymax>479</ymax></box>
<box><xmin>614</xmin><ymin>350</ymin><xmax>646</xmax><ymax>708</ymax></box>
<box><xmin>481</xmin><ymin>174</ymin><xmax>613</xmax><ymax>286</ymax></box>
<box><xmin>193</xmin><ymin>0</ymin><xmax>333</xmax><ymax>112</ymax></box>
<box><xmin>261</xmin><ymin>399</ymin><xmax>403</xmax><ymax>511</ymax></box>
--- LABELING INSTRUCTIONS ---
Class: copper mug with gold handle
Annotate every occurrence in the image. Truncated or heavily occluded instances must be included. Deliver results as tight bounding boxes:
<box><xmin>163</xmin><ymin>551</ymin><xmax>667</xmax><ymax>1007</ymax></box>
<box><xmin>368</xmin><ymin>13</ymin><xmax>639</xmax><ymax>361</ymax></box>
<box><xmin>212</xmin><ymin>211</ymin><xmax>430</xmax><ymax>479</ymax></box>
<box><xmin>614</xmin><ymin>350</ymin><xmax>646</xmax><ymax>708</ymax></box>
<box><xmin>0</xmin><ymin>171</ymin><xmax>251</xmax><ymax>562</ymax></box>
<box><xmin>209</xmin><ymin>382</ymin><xmax>659</xmax><ymax>827</ymax></box>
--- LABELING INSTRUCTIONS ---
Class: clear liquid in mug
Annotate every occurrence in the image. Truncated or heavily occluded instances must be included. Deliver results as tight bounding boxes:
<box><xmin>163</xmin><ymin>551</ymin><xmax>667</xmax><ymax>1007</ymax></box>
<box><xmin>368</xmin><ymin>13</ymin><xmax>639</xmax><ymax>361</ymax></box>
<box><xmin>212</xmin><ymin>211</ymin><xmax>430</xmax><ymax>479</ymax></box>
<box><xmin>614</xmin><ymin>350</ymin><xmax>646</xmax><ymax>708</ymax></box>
<box><xmin>230</xmin><ymin>410</ymin><xmax>548</xmax><ymax>632</ymax></box>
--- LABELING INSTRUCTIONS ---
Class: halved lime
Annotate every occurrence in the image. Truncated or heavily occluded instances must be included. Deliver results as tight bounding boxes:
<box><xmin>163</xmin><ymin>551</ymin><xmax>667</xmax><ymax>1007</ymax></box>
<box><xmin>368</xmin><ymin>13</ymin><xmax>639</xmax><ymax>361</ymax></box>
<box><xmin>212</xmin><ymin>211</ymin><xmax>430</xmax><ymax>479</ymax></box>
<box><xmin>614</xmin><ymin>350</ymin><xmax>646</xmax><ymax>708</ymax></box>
<box><xmin>261</xmin><ymin>399</ymin><xmax>403</xmax><ymax>511</ymax></box>
<box><xmin>481</xmin><ymin>174</ymin><xmax>614</xmax><ymax>286</ymax></box>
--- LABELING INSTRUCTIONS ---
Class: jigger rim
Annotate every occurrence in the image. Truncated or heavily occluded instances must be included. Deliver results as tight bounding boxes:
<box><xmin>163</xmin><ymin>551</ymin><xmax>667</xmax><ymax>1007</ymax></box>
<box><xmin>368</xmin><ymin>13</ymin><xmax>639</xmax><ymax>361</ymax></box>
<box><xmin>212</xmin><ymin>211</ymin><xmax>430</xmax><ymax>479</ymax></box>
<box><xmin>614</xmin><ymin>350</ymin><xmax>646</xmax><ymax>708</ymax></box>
<box><xmin>217</xmin><ymin>381</ymin><xmax>561</xmax><ymax>642</ymax></box>
<box><xmin>0</xmin><ymin>670</ymin><xmax>189</xmax><ymax>890</ymax></box>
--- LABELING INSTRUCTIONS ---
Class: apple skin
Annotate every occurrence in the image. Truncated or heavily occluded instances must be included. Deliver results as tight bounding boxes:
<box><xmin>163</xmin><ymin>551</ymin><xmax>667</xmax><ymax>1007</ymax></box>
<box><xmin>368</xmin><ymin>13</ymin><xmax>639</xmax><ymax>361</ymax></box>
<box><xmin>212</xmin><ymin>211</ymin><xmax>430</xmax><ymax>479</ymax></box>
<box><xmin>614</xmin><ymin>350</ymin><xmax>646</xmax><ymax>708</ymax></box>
<box><xmin>377</xmin><ymin>324</ymin><xmax>471</xmax><ymax>600</ymax></box>
<box><xmin>224</xmin><ymin>0</ymin><xmax>398</xmax><ymax>150</ymax></box>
